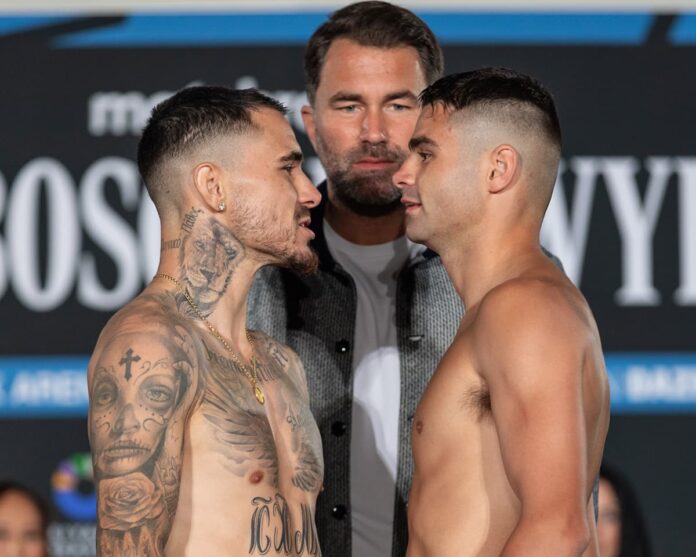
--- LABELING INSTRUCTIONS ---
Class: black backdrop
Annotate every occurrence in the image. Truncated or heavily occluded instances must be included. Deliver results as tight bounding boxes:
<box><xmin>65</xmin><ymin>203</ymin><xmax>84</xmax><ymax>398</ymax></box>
<box><xmin>0</xmin><ymin>10</ymin><xmax>694</xmax><ymax>556</ymax></box>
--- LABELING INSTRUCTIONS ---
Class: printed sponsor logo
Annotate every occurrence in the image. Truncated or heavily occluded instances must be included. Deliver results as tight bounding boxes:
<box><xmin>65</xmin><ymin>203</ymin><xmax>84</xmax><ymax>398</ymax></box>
<box><xmin>52</xmin><ymin>453</ymin><xmax>97</xmax><ymax>522</ymax></box>
<box><xmin>48</xmin><ymin>523</ymin><xmax>96</xmax><ymax>557</ymax></box>
<box><xmin>0</xmin><ymin>358</ymin><xmax>89</xmax><ymax>416</ymax></box>
<box><xmin>606</xmin><ymin>354</ymin><xmax>696</xmax><ymax>412</ymax></box>
<box><xmin>2</xmin><ymin>354</ymin><xmax>696</xmax><ymax>416</ymax></box>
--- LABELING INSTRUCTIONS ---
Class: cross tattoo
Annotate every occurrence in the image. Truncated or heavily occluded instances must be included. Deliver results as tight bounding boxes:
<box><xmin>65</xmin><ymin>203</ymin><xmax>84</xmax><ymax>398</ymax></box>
<box><xmin>119</xmin><ymin>348</ymin><xmax>141</xmax><ymax>381</ymax></box>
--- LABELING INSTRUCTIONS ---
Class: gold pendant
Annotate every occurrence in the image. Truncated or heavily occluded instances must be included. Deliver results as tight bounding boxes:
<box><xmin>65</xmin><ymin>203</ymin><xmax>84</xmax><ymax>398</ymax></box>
<box><xmin>254</xmin><ymin>386</ymin><xmax>265</xmax><ymax>405</ymax></box>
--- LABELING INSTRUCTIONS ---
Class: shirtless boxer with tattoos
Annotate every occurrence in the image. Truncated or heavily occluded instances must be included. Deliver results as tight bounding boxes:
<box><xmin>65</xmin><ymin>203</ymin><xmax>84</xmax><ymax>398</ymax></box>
<box><xmin>88</xmin><ymin>86</ymin><xmax>323</xmax><ymax>556</ymax></box>
<box><xmin>394</xmin><ymin>69</ymin><xmax>610</xmax><ymax>557</ymax></box>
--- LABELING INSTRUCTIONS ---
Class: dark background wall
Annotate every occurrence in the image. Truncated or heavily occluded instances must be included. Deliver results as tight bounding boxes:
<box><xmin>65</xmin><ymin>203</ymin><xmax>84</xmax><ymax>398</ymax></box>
<box><xmin>0</xmin><ymin>9</ymin><xmax>694</xmax><ymax>556</ymax></box>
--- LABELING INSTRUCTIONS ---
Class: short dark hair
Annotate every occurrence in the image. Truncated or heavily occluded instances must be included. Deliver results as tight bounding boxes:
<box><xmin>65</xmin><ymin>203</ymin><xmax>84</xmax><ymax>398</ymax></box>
<box><xmin>304</xmin><ymin>1</ymin><xmax>443</xmax><ymax>104</ymax></box>
<box><xmin>137</xmin><ymin>86</ymin><xmax>286</xmax><ymax>209</ymax></box>
<box><xmin>420</xmin><ymin>67</ymin><xmax>562</xmax><ymax>150</ymax></box>
<box><xmin>0</xmin><ymin>480</ymin><xmax>51</xmax><ymax>537</ymax></box>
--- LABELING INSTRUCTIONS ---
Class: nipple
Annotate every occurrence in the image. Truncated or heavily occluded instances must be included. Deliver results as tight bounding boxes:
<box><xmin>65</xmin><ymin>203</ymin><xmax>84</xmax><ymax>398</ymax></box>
<box><xmin>249</xmin><ymin>470</ymin><xmax>264</xmax><ymax>484</ymax></box>
<box><xmin>415</xmin><ymin>421</ymin><xmax>424</xmax><ymax>434</ymax></box>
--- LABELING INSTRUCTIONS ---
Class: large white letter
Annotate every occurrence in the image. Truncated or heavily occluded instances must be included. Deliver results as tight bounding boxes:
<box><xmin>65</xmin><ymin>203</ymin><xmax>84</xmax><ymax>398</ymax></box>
<box><xmin>88</xmin><ymin>92</ymin><xmax>146</xmax><ymax>136</ymax></box>
<box><xmin>0</xmin><ymin>169</ymin><xmax>7</xmax><ymax>300</ymax></box>
<box><xmin>78</xmin><ymin>157</ymin><xmax>140</xmax><ymax>310</ymax></box>
<box><xmin>138</xmin><ymin>188</ymin><xmax>160</xmax><ymax>282</ymax></box>
<box><xmin>604</xmin><ymin>157</ymin><xmax>672</xmax><ymax>306</ymax></box>
<box><xmin>7</xmin><ymin>159</ymin><xmax>79</xmax><ymax>311</ymax></box>
<box><xmin>540</xmin><ymin>158</ymin><xmax>599</xmax><ymax>285</ymax></box>
<box><xmin>675</xmin><ymin>157</ymin><xmax>696</xmax><ymax>305</ymax></box>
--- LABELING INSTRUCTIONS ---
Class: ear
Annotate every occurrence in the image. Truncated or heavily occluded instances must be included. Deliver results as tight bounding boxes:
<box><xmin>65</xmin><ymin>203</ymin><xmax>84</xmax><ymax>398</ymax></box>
<box><xmin>193</xmin><ymin>162</ymin><xmax>226</xmax><ymax>212</ymax></box>
<box><xmin>301</xmin><ymin>105</ymin><xmax>318</xmax><ymax>150</ymax></box>
<box><xmin>486</xmin><ymin>144</ymin><xmax>518</xmax><ymax>194</ymax></box>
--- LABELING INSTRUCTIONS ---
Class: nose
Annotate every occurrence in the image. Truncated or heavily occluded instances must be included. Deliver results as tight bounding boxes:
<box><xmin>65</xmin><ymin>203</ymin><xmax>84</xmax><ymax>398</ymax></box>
<box><xmin>297</xmin><ymin>169</ymin><xmax>321</xmax><ymax>209</ymax></box>
<box><xmin>359</xmin><ymin>107</ymin><xmax>387</xmax><ymax>144</ymax></box>
<box><xmin>393</xmin><ymin>154</ymin><xmax>416</xmax><ymax>192</ymax></box>
<box><xmin>200</xmin><ymin>268</ymin><xmax>215</xmax><ymax>282</ymax></box>
<box><xmin>113</xmin><ymin>403</ymin><xmax>140</xmax><ymax>436</ymax></box>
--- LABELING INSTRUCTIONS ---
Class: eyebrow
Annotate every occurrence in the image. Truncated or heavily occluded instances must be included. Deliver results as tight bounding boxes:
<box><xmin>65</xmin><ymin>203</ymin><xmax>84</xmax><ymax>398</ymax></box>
<box><xmin>328</xmin><ymin>90</ymin><xmax>418</xmax><ymax>104</ymax></box>
<box><xmin>384</xmin><ymin>90</ymin><xmax>419</xmax><ymax>103</ymax></box>
<box><xmin>409</xmin><ymin>136</ymin><xmax>439</xmax><ymax>151</ymax></box>
<box><xmin>279</xmin><ymin>150</ymin><xmax>303</xmax><ymax>164</ymax></box>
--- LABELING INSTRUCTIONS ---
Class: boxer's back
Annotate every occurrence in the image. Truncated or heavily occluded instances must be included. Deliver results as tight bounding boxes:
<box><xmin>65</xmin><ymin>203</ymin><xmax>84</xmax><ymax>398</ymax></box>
<box><xmin>407</xmin><ymin>267</ymin><xmax>609</xmax><ymax>557</ymax></box>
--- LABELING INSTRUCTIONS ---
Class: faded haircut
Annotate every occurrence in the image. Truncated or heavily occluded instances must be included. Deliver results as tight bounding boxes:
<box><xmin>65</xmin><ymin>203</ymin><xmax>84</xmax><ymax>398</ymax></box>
<box><xmin>420</xmin><ymin>67</ymin><xmax>562</xmax><ymax>152</ymax></box>
<box><xmin>304</xmin><ymin>1</ymin><xmax>443</xmax><ymax>104</ymax></box>
<box><xmin>137</xmin><ymin>86</ymin><xmax>286</xmax><ymax>210</ymax></box>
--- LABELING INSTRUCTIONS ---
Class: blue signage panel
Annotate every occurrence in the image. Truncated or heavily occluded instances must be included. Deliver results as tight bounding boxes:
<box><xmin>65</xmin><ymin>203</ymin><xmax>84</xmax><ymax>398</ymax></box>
<box><xmin>0</xmin><ymin>356</ymin><xmax>90</xmax><ymax>417</ymax></box>
<box><xmin>605</xmin><ymin>353</ymin><xmax>696</xmax><ymax>414</ymax></box>
<box><xmin>1</xmin><ymin>353</ymin><xmax>696</xmax><ymax>417</ymax></box>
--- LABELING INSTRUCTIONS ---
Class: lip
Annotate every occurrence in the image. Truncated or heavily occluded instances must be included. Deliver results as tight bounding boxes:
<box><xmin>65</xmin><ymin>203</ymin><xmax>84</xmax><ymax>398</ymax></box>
<box><xmin>353</xmin><ymin>158</ymin><xmax>397</xmax><ymax>171</ymax></box>
<box><xmin>298</xmin><ymin>219</ymin><xmax>315</xmax><ymax>239</ymax></box>
<box><xmin>400</xmin><ymin>198</ymin><xmax>422</xmax><ymax>212</ymax></box>
<box><xmin>104</xmin><ymin>442</ymin><xmax>150</xmax><ymax>460</ymax></box>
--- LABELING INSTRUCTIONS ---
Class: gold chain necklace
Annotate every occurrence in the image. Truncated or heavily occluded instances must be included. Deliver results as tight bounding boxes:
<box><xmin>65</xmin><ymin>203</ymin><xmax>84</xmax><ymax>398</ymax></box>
<box><xmin>154</xmin><ymin>273</ymin><xmax>265</xmax><ymax>405</ymax></box>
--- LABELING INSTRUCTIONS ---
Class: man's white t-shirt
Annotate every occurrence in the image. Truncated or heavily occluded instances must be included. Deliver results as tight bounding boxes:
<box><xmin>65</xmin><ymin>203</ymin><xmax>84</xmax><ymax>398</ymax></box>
<box><xmin>323</xmin><ymin>221</ymin><xmax>426</xmax><ymax>557</ymax></box>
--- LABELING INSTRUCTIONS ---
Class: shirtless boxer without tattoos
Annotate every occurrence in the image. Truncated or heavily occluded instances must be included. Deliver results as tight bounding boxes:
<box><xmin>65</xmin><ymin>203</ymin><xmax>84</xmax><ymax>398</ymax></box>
<box><xmin>393</xmin><ymin>69</ymin><xmax>610</xmax><ymax>557</ymax></box>
<box><xmin>88</xmin><ymin>86</ymin><xmax>324</xmax><ymax>556</ymax></box>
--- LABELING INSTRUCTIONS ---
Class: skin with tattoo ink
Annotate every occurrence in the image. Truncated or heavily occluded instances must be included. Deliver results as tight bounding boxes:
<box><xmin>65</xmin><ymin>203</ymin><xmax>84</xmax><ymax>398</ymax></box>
<box><xmin>88</xmin><ymin>87</ymin><xmax>323</xmax><ymax>556</ymax></box>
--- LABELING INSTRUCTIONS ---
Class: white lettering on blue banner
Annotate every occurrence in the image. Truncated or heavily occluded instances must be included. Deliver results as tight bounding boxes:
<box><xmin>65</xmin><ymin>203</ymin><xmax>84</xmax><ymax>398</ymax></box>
<box><xmin>2</xmin><ymin>354</ymin><xmax>696</xmax><ymax>417</ymax></box>
<box><xmin>0</xmin><ymin>357</ymin><xmax>89</xmax><ymax>417</ymax></box>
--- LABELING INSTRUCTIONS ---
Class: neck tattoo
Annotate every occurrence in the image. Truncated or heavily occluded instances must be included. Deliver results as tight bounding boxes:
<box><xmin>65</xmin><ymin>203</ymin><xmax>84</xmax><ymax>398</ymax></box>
<box><xmin>155</xmin><ymin>273</ymin><xmax>265</xmax><ymax>405</ymax></box>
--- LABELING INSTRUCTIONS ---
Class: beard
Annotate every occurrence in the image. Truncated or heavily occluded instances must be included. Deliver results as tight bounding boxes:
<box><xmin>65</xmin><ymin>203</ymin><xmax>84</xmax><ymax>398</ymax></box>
<box><xmin>316</xmin><ymin>135</ymin><xmax>407</xmax><ymax>217</ymax></box>
<box><xmin>278</xmin><ymin>246</ymin><xmax>319</xmax><ymax>275</ymax></box>
<box><xmin>235</xmin><ymin>204</ymin><xmax>319</xmax><ymax>275</ymax></box>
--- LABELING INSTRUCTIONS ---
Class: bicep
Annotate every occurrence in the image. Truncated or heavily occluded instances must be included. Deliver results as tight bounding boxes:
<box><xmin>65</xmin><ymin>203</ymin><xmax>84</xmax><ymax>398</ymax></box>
<box><xmin>88</xmin><ymin>326</ymin><xmax>199</xmax><ymax>555</ymax></box>
<box><xmin>483</xmin><ymin>320</ymin><xmax>588</xmax><ymax>518</ymax></box>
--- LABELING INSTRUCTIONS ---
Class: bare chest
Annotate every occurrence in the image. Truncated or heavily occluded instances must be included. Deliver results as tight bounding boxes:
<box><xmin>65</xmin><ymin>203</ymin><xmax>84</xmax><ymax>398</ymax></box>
<box><xmin>190</xmin><ymin>341</ymin><xmax>324</xmax><ymax>496</ymax></box>
<box><xmin>412</xmin><ymin>333</ymin><xmax>491</xmax><ymax>463</ymax></box>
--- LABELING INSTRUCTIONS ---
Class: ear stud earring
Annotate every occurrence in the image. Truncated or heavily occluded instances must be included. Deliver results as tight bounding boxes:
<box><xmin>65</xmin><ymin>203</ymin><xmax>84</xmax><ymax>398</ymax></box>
<box><xmin>218</xmin><ymin>201</ymin><xmax>226</xmax><ymax>212</ymax></box>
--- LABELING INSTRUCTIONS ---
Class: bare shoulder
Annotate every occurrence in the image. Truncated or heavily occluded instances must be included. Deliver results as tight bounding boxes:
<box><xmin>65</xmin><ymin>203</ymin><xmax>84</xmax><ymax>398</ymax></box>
<box><xmin>88</xmin><ymin>290</ymin><xmax>202</xmax><ymax>418</ymax></box>
<box><xmin>90</xmin><ymin>291</ymin><xmax>198</xmax><ymax>377</ymax></box>
<box><xmin>477</xmin><ymin>274</ymin><xmax>594</xmax><ymax>339</ymax></box>
<box><xmin>248</xmin><ymin>329</ymin><xmax>307</xmax><ymax>387</ymax></box>
<box><xmin>472</xmin><ymin>274</ymin><xmax>599</xmax><ymax>379</ymax></box>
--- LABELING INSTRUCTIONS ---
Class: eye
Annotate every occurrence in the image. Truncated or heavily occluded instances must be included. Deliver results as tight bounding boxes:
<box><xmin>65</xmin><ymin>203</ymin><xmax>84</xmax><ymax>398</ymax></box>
<box><xmin>146</xmin><ymin>386</ymin><xmax>173</xmax><ymax>404</ymax></box>
<box><xmin>418</xmin><ymin>151</ymin><xmax>432</xmax><ymax>162</ymax></box>
<box><xmin>389</xmin><ymin>103</ymin><xmax>410</xmax><ymax>112</ymax></box>
<box><xmin>94</xmin><ymin>381</ymin><xmax>117</xmax><ymax>407</ymax></box>
<box><xmin>139</xmin><ymin>375</ymin><xmax>178</xmax><ymax>411</ymax></box>
<box><xmin>337</xmin><ymin>104</ymin><xmax>358</xmax><ymax>113</ymax></box>
<box><xmin>283</xmin><ymin>164</ymin><xmax>295</xmax><ymax>174</ymax></box>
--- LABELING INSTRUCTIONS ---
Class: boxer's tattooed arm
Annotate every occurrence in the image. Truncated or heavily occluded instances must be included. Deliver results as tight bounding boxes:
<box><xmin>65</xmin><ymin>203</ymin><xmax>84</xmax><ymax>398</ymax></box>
<box><xmin>285</xmin><ymin>400</ymin><xmax>324</xmax><ymax>492</ymax></box>
<box><xmin>257</xmin><ymin>335</ymin><xmax>324</xmax><ymax>492</ymax></box>
<box><xmin>284</xmin><ymin>351</ymin><xmax>323</xmax><ymax>493</ymax></box>
<box><xmin>88</xmin><ymin>305</ymin><xmax>200</xmax><ymax>557</ymax></box>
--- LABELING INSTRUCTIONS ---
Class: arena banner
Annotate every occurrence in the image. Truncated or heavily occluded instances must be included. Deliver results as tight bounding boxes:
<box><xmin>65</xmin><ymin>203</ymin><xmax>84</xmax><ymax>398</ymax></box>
<box><xmin>0</xmin><ymin>10</ymin><xmax>695</xmax><ymax>556</ymax></box>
